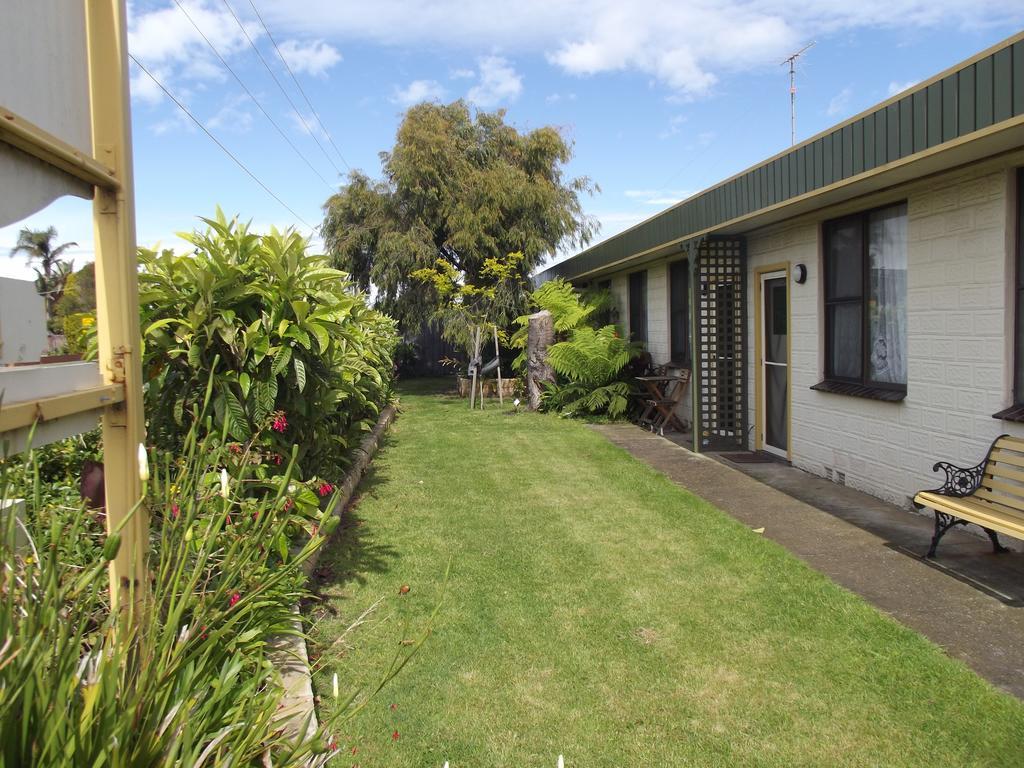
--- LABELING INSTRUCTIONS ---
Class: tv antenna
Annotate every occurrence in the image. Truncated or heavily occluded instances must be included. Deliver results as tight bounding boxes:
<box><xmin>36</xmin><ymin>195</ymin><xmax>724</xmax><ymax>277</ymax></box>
<box><xmin>781</xmin><ymin>41</ymin><xmax>815</xmax><ymax>146</ymax></box>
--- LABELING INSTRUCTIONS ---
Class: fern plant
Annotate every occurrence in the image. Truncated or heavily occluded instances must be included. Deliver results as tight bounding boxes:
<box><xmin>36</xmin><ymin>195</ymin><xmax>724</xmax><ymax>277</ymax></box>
<box><xmin>512</xmin><ymin>278</ymin><xmax>640</xmax><ymax>418</ymax></box>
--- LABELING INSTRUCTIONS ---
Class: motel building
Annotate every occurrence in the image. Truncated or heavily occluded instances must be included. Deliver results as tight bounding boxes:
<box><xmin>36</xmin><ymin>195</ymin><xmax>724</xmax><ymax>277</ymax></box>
<box><xmin>537</xmin><ymin>33</ymin><xmax>1024</xmax><ymax>513</ymax></box>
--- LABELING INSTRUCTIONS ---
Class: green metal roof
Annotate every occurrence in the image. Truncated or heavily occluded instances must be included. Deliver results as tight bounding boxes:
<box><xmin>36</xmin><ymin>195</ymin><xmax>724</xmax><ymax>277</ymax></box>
<box><xmin>539</xmin><ymin>33</ymin><xmax>1024</xmax><ymax>283</ymax></box>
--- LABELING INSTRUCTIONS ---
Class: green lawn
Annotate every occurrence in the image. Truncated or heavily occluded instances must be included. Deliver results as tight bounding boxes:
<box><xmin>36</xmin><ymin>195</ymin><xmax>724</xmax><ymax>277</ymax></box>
<box><xmin>307</xmin><ymin>380</ymin><xmax>1024</xmax><ymax>767</ymax></box>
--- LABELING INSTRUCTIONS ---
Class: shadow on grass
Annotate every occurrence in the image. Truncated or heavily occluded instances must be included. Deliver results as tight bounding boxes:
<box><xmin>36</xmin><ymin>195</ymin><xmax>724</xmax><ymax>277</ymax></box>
<box><xmin>307</xmin><ymin>444</ymin><xmax>400</xmax><ymax>618</ymax></box>
<box><xmin>395</xmin><ymin>376</ymin><xmax>457</xmax><ymax>396</ymax></box>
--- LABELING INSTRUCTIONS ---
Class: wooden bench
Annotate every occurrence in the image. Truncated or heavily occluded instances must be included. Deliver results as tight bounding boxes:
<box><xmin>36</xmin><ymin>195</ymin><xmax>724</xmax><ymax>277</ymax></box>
<box><xmin>914</xmin><ymin>434</ymin><xmax>1024</xmax><ymax>558</ymax></box>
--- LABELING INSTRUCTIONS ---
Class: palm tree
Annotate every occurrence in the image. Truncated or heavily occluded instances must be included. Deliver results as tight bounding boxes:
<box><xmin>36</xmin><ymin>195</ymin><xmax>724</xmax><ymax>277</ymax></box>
<box><xmin>9</xmin><ymin>226</ymin><xmax>78</xmax><ymax>328</ymax></box>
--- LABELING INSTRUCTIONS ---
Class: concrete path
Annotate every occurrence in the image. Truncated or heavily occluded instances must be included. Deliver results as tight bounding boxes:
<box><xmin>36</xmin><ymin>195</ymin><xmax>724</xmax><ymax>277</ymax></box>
<box><xmin>591</xmin><ymin>422</ymin><xmax>1024</xmax><ymax>699</ymax></box>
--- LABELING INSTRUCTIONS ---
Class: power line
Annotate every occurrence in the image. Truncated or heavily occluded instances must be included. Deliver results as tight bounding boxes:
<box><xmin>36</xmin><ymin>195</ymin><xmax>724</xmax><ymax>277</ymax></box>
<box><xmin>219</xmin><ymin>0</ymin><xmax>344</xmax><ymax>178</ymax></box>
<box><xmin>170</xmin><ymin>0</ymin><xmax>334</xmax><ymax>192</ymax></box>
<box><xmin>128</xmin><ymin>53</ymin><xmax>316</xmax><ymax>232</ymax></box>
<box><xmin>245</xmin><ymin>0</ymin><xmax>351</xmax><ymax>172</ymax></box>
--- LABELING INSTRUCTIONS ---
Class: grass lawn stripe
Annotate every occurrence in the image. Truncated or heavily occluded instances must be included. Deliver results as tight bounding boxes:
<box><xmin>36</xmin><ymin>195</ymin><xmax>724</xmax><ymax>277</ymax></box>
<box><xmin>308</xmin><ymin>380</ymin><xmax>1024</xmax><ymax>767</ymax></box>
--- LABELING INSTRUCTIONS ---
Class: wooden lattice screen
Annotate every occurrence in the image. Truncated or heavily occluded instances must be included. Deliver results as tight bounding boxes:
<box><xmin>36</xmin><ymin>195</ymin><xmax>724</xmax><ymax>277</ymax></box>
<box><xmin>693</xmin><ymin>236</ymin><xmax>746</xmax><ymax>451</ymax></box>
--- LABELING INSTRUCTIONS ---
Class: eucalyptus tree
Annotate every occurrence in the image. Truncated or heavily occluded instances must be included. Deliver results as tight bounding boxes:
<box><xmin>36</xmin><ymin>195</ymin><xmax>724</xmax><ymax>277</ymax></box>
<box><xmin>321</xmin><ymin>101</ymin><xmax>598</xmax><ymax>330</ymax></box>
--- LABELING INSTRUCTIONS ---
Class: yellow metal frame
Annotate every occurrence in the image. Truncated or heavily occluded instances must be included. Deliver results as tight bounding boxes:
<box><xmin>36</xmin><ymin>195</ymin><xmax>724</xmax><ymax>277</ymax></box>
<box><xmin>0</xmin><ymin>384</ymin><xmax>124</xmax><ymax>433</ymax></box>
<box><xmin>0</xmin><ymin>0</ymin><xmax>146</xmax><ymax>612</ymax></box>
<box><xmin>753</xmin><ymin>262</ymin><xmax>792</xmax><ymax>460</ymax></box>
<box><xmin>0</xmin><ymin>107</ymin><xmax>119</xmax><ymax>191</ymax></box>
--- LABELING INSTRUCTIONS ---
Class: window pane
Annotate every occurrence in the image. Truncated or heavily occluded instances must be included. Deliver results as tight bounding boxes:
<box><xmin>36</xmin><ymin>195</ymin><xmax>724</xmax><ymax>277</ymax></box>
<box><xmin>629</xmin><ymin>270</ymin><xmax>647</xmax><ymax>344</ymax></box>
<box><xmin>867</xmin><ymin>204</ymin><xmax>908</xmax><ymax>385</ymax></box>
<box><xmin>1017</xmin><ymin>168</ymin><xmax>1024</xmax><ymax>403</ymax></box>
<box><xmin>1017</xmin><ymin>286</ymin><xmax>1024</xmax><ymax>403</ymax></box>
<box><xmin>826</xmin><ymin>218</ymin><xmax>863</xmax><ymax>300</ymax></box>
<box><xmin>828</xmin><ymin>303</ymin><xmax>862</xmax><ymax>379</ymax></box>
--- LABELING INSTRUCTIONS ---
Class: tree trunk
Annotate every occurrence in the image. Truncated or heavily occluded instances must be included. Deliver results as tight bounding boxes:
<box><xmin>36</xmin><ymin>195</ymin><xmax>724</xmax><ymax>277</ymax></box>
<box><xmin>526</xmin><ymin>310</ymin><xmax>555</xmax><ymax>411</ymax></box>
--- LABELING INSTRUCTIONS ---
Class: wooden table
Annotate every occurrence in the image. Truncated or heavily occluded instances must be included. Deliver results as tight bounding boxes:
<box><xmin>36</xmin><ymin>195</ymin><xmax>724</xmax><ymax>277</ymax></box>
<box><xmin>635</xmin><ymin>371</ymin><xmax>690</xmax><ymax>434</ymax></box>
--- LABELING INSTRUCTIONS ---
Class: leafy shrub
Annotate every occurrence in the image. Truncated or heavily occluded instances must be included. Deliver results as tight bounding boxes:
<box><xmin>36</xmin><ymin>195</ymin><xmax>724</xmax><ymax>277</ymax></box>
<box><xmin>138</xmin><ymin>210</ymin><xmax>397</xmax><ymax>485</ymax></box>
<box><xmin>512</xmin><ymin>278</ymin><xmax>640</xmax><ymax>418</ymax></box>
<box><xmin>61</xmin><ymin>312</ymin><xmax>94</xmax><ymax>355</ymax></box>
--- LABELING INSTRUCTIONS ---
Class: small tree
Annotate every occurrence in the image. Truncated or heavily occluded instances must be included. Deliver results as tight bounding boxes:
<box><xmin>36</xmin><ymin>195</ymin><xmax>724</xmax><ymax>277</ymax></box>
<box><xmin>411</xmin><ymin>251</ymin><xmax>526</xmax><ymax>363</ymax></box>
<box><xmin>8</xmin><ymin>226</ymin><xmax>77</xmax><ymax>329</ymax></box>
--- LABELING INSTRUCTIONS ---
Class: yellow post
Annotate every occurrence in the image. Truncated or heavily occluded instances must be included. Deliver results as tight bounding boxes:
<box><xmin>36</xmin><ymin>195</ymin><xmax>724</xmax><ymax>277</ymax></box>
<box><xmin>85</xmin><ymin>0</ymin><xmax>148</xmax><ymax>612</ymax></box>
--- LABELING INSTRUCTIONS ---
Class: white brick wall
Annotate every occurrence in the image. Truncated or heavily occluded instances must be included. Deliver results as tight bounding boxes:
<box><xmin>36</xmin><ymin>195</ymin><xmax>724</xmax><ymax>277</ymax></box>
<box><xmin>746</xmin><ymin>158</ymin><xmax>1024</xmax><ymax>507</ymax></box>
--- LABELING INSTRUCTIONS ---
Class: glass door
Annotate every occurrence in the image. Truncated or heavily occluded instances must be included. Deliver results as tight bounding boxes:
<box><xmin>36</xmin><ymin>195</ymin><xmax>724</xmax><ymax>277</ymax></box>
<box><xmin>761</xmin><ymin>271</ymin><xmax>788</xmax><ymax>457</ymax></box>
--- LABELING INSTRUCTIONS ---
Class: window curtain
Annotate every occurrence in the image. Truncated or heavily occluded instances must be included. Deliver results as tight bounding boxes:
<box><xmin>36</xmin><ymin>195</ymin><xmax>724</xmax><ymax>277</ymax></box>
<box><xmin>867</xmin><ymin>204</ymin><xmax>908</xmax><ymax>385</ymax></box>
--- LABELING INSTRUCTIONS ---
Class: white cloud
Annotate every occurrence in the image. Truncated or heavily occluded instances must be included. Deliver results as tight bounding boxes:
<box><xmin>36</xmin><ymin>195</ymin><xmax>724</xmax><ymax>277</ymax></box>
<box><xmin>888</xmin><ymin>79</ymin><xmax>921</xmax><ymax>96</ymax></box>
<box><xmin>545</xmin><ymin>92</ymin><xmax>577</xmax><ymax>103</ymax></box>
<box><xmin>130</xmin><ymin>63</ymin><xmax>170</xmax><ymax>105</ymax></box>
<box><xmin>391</xmin><ymin>79</ymin><xmax>446</xmax><ymax>107</ymax></box>
<box><xmin>450</xmin><ymin>68</ymin><xmax>476</xmax><ymax>80</ymax></box>
<box><xmin>278</xmin><ymin>39</ymin><xmax>342</xmax><ymax>76</ymax></box>
<box><xmin>251</xmin><ymin>1</ymin><xmax>1023</xmax><ymax>98</ymax></box>
<box><xmin>207</xmin><ymin>94</ymin><xmax>254</xmax><ymax>133</ymax></box>
<box><xmin>288</xmin><ymin>110</ymin><xmax>328</xmax><ymax>139</ymax></box>
<box><xmin>151</xmin><ymin>112</ymin><xmax>196</xmax><ymax>135</ymax></box>
<box><xmin>128</xmin><ymin>0</ymin><xmax>259</xmax><ymax>73</ymax></box>
<box><xmin>467</xmin><ymin>56</ymin><xmax>523</xmax><ymax>107</ymax></box>
<box><xmin>625</xmin><ymin>189</ymin><xmax>693</xmax><ymax>206</ymax></box>
<box><xmin>827</xmin><ymin>86</ymin><xmax>853</xmax><ymax>117</ymax></box>
<box><xmin>658</xmin><ymin>114</ymin><xmax>687</xmax><ymax>139</ymax></box>
<box><xmin>127</xmin><ymin>1</ymin><xmax>342</xmax><ymax>109</ymax></box>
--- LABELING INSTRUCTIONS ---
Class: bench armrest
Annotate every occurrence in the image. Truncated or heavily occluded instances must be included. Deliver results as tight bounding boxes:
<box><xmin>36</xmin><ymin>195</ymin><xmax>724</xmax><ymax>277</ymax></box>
<box><xmin>919</xmin><ymin>459</ymin><xmax>987</xmax><ymax>500</ymax></box>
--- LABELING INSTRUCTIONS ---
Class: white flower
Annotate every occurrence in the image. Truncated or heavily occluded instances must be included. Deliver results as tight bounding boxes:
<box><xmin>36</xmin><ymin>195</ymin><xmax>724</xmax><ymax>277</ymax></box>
<box><xmin>137</xmin><ymin>443</ymin><xmax>149</xmax><ymax>483</ymax></box>
<box><xmin>558</xmin><ymin>757</ymin><xmax>564</xmax><ymax>768</ymax></box>
<box><xmin>513</xmin><ymin>398</ymin><xmax>521</xmax><ymax>407</ymax></box>
<box><xmin>220</xmin><ymin>468</ymin><xmax>229</xmax><ymax>499</ymax></box>
<box><xmin>332</xmin><ymin>672</ymin><xmax>339</xmax><ymax>698</ymax></box>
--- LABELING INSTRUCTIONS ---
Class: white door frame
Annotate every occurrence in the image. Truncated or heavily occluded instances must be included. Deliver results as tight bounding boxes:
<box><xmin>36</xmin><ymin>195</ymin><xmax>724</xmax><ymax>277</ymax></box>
<box><xmin>758</xmin><ymin>268</ymin><xmax>789</xmax><ymax>459</ymax></box>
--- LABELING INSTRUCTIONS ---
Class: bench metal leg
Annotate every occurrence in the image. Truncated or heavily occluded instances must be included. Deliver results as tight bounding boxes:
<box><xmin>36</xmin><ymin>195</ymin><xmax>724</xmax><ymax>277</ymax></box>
<box><xmin>982</xmin><ymin>527</ymin><xmax>1010</xmax><ymax>554</ymax></box>
<box><xmin>927</xmin><ymin>511</ymin><xmax>967</xmax><ymax>558</ymax></box>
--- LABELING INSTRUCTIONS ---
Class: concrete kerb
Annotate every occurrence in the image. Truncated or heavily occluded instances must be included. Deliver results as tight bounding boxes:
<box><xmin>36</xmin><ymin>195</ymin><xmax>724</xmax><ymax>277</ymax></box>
<box><xmin>269</xmin><ymin>402</ymin><xmax>399</xmax><ymax>745</ymax></box>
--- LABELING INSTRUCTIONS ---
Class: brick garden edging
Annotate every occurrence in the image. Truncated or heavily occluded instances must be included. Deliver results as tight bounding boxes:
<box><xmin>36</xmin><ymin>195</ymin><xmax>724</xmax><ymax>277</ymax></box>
<box><xmin>271</xmin><ymin>402</ymin><xmax>399</xmax><ymax>744</ymax></box>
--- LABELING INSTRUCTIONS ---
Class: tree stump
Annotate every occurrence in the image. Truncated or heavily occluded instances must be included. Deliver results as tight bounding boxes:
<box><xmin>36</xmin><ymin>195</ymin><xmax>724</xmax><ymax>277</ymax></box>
<box><xmin>526</xmin><ymin>309</ymin><xmax>555</xmax><ymax>411</ymax></box>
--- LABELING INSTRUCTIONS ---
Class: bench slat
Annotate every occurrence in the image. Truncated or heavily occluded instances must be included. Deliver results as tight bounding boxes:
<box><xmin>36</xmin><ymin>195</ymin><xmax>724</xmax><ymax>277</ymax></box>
<box><xmin>995</xmin><ymin>435</ymin><xmax>1024</xmax><ymax>451</ymax></box>
<box><xmin>979</xmin><ymin>476</ymin><xmax>1024</xmax><ymax>502</ymax></box>
<box><xmin>988</xmin><ymin>448</ymin><xmax>1024</xmax><ymax>469</ymax></box>
<box><xmin>973</xmin><ymin>485</ymin><xmax>1024</xmax><ymax>510</ymax></box>
<box><xmin>983</xmin><ymin>463</ymin><xmax>1024</xmax><ymax>485</ymax></box>
<box><xmin>915</xmin><ymin>492</ymin><xmax>1024</xmax><ymax>540</ymax></box>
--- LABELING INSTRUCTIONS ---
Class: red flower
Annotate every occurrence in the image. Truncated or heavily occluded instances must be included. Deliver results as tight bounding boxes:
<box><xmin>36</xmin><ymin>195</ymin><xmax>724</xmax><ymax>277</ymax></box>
<box><xmin>272</xmin><ymin>453</ymin><xmax>283</xmax><ymax>465</ymax></box>
<box><xmin>391</xmin><ymin>730</ymin><xmax>399</xmax><ymax>741</ymax></box>
<box><xmin>271</xmin><ymin>412</ymin><xmax>288</xmax><ymax>433</ymax></box>
<box><xmin>200</xmin><ymin>625</ymin><xmax>208</xmax><ymax>640</ymax></box>
<box><xmin>229</xmin><ymin>592</ymin><xmax>241</xmax><ymax>608</ymax></box>
<box><xmin>284</xmin><ymin>498</ymin><xmax>294</xmax><ymax>512</ymax></box>
<box><xmin>229</xmin><ymin>443</ymin><xmax>242</xmax><ymax>454</ymax></box>
<box><xmin>317</xmin><ymin>482</ymin><xmax>334</xmax><ymax>497</ymax></box>
<box><xmin>171</xmin><ymin>503</ymin><xmax>180</xmax><ymax>519</ymax></box>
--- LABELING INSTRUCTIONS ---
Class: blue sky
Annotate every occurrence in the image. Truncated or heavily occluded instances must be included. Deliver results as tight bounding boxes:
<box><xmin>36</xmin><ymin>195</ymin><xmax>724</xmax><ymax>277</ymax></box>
<box><xmin>2</xmin><ymin>1</ymin><xmax>1023</xmax><ymax>281</ymax></box>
